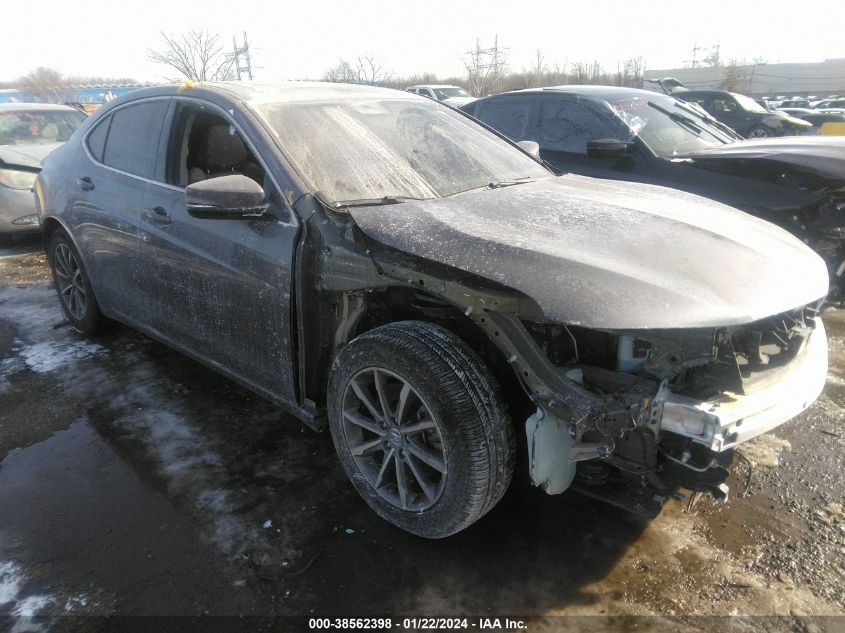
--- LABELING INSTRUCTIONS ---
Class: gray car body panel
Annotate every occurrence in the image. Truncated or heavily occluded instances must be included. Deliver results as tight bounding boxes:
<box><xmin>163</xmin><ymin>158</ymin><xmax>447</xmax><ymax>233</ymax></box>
<box><xmin>682</xmin><ymin>136</ymin><xmax>845</xmax><ymax>182</ymax></box>
<box><xmin>350</xmin><ymin>174</ymin><xmax>829</xmax><ymax>330</ymax></box>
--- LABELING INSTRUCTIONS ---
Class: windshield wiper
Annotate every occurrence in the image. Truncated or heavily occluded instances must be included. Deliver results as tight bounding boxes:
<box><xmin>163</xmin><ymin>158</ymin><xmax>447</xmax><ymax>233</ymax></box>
<box><xmin>447</xmin><ymin>177</ymin><xmax>537</xmax><ymax>197</ymax></box>
<box><xmin>332</xmin><ymin>195</ymin><xmax>430</xmax><ymax>209</ymax></box>
<box><xmin>671</xmin><ymin>100</ymin><xmax>739</xmax><ymax>140</ymax></box>
<box><xmin>647</xmin><ymin>101</ymin><xmax>706</xmax><ymax>137</ymax></box>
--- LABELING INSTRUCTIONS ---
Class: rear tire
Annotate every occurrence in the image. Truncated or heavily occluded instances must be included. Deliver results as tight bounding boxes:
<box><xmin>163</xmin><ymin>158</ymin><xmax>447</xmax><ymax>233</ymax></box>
<box><xmin>327</xmin><ymin>321</ymin><xmax>515</xmax><ymax>538</ymax></box>
<box><xmin>47</xmin><ymin>230</ymin><xmax>108</xmax><ymax>334</ymax></box>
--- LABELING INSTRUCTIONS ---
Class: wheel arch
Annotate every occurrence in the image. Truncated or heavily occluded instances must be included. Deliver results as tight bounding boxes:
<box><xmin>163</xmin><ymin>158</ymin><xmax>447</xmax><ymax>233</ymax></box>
<box><xmin>303</xmin><ymin>284</ymin><xmax>531</xmax><ymax>420</ymax></box>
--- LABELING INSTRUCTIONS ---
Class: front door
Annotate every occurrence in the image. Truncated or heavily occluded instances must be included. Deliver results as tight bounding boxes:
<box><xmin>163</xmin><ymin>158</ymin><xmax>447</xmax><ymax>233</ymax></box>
<box><xmin>139</xmin><ymin>99</ymin><xmax>300</xmax><ymax>401</ymax></box>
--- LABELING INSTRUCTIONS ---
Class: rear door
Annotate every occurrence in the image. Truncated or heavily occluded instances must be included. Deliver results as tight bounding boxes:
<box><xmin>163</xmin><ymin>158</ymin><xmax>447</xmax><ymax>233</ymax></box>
<box><xmin>69</xmin><ymin>98</ymin><xmax>169</xmax><ymax>318</ymax></box>
<box><xmin>138</xmin><ymin>98</ymin><xmax>300</xmax><ymax>401</ymax></box>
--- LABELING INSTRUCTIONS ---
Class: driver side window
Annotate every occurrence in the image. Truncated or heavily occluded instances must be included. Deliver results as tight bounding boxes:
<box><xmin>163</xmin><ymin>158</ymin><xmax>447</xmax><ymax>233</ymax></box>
<box><xmin>538</xmin><ymin>98</ymin><xmax>617</xmax><ymax>154</ymax></box>
<box><xmin>165</xmin><ymin>102</ymin><xmax>290</xmax><ymax>221</ymax></box>
<box><xmin>713</xmin><ymin>97</ymin><xmax>738</xmax><ymax>114</ymax></box>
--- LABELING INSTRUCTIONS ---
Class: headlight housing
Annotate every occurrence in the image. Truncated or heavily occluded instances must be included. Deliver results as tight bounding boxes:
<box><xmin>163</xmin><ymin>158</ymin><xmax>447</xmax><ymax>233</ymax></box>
<box><xmin>0</xmin><ymin>168</ymin><xmax>38</xmax><ymax>190</ymax></box>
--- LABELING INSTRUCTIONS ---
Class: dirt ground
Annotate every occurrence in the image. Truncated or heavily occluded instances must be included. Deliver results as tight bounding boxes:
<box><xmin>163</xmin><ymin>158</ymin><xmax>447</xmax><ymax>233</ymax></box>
<box><xmin>0</xmin><ymin>236</ymin><xmax>843</xmax><ymax>632</ymax></box>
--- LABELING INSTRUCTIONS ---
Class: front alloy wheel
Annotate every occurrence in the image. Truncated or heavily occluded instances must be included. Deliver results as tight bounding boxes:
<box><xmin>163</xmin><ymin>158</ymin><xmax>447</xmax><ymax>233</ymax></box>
<box><xmin>328</xmin><ymin>321</ymin><xmax>515</xmax><ymax>538</ymax></box>
<box><xmin>342</xmin><ymin>367</ymin><xmax>447</xmax><ymax>512</ymax></box>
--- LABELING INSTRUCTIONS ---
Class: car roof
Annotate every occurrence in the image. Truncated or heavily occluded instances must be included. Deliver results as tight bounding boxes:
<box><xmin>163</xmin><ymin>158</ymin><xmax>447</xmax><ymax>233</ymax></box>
<box><xmin>0</xmin><ymin>102</ymin><xmax>83</xmax><ymax>112</ymax></box>
<box><xmin>477</xmin><ymin>85</ymin><xmax>673</xmax><ymax>102</ymax></box>
<box><xmin>407</xmin><ymin>84</ymin><xmax>462</xmax><ymax>89</ymax></box>
<box><xmin>109</xmin><ymin>81</ymin><xmax>420</xmax><ymax>105</ymax></box>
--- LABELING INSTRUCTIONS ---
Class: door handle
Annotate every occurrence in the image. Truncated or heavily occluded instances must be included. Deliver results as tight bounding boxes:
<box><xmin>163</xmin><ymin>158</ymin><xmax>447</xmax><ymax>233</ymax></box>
<box><xmin>143</xmin><ymin>207</ymin><xmax>173</xmax><ymax>226</ymax></box>
<box><xmin>76</xmin><ymin>176</ymin><xmax>95</xmax><ymax>191</ymax></box>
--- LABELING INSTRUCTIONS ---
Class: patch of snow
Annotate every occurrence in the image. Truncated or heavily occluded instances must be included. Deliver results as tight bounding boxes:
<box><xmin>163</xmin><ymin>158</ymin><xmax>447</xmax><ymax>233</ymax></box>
<box><xmin>11</xmin><ymin>594</ymin><xmax>54</xmax><ymax>617</ymax></box>
<box><xmin>263</xmin><ymin>520</ymin><xmax>272</xmax><ymax>529</ymax></box>
<box><xmin>0</xmin><ymin>561</ymin><xmax>24</xmax><ymax>605</ymax></box>
<box><xmin>19</xmin><ymin>340</ymin><xmax>105</xmax><ymax>373</ymax></box>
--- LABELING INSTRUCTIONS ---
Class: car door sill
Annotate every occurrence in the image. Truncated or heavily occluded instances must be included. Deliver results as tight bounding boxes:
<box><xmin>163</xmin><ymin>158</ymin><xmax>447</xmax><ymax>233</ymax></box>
<box><xmin>104</xmin><ymin>309</ymin><xmax>323</xmax><ymax>431</ymax></box>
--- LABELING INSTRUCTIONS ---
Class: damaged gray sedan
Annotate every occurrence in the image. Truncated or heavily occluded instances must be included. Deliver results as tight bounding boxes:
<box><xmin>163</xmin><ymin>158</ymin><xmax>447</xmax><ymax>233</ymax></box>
<box><xmin>35</xmin><ymin>82</ymin><xmax>829</xmax><ymax>537</ymax></box>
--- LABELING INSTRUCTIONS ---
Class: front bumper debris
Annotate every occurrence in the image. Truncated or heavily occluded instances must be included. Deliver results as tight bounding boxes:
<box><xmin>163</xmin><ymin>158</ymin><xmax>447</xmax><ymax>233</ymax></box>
<box><xmin>661</xmin><ymin>321</ymin><xmax>827</xmax><ymax>452</ymax></box>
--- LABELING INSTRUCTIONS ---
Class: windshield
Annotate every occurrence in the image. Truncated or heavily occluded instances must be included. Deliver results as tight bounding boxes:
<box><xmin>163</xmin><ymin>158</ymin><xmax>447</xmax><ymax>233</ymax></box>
<box><xmin>434</xmin><ymin>87</ymin><xmax>470</xmax><ymax>100</ymax></box>
<box><xmin>256</xmin><ymin>97</ymin><xmax>549</xmax><ymax>205</ymax></box>
<box><xmin>0</xmin><ymin>110</ymin><xmax>85</xmax><ymax>146</ymax></box>
<box><xmin>610</xmin><ymin>94</ymin><xmax>734</xmax><ymax>157</ymax></box>
<box><xmin>732</xmin><ymin>93</ymin><xmax>768</xmax><ymax>113</ymax></box>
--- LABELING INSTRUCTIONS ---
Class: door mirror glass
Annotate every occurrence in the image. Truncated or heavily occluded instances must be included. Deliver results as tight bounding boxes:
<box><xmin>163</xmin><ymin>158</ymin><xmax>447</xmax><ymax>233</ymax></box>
<box><xmin>185</xmin><ymin>174</ymin><xmax>268</xmax><ymax>218</ymax></box>
<box><xmin>586</xmin><ymin>139</ymin><xmax>634</xmax><ymax>160</ymax></box>
<box><xmin>516</xmin><ymin>140</ymin><xmax>540</xmax><ymax>157</ymax></box>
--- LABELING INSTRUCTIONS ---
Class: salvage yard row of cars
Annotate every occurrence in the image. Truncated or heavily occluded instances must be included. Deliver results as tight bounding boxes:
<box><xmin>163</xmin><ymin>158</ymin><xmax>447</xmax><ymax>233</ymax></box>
<box><xmin>0</xmin><ymin>79</ymin><xmax>842</xmax><ymax>538</ymax></box>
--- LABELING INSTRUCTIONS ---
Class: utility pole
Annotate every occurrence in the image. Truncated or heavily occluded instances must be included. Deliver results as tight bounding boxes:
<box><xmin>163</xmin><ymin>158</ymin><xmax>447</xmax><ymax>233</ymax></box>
<box><xmin>686</xmin><ymin>41</ymin><xmax>702</xmax><ymax>68</ymax></box>
<box><xmin>463</xmin><ymin>35</ymin><xmax>509</xmax><ymax>96</ymax></box>
<box><xmin>232</xmin><ymin>32</ymin><xmax>254</xmax><ymax>80</ymax></box>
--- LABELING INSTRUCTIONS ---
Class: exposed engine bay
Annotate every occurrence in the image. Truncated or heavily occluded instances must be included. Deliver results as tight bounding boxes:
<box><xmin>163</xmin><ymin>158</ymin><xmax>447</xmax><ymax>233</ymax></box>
<box><xmin>521</xmin><ymin>304</ymin><xmax>826</xmax><ymax>516</ymax></box>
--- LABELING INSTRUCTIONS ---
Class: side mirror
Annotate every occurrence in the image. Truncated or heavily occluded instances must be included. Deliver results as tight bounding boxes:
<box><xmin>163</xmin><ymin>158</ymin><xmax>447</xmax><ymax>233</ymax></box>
<box><xmin>586</xmin><ymin>139</ymin><xmax>634</xmax><ymax>160</ymax></box>
<box><xmin>516</xmin><ymin>140</ymin><xmax>541</xmax><ymax>158</ymax></box>
<box><xmin>186</xmin><ymin>174</ymin><xmax>267</xmax><ymax>218</ymax></box>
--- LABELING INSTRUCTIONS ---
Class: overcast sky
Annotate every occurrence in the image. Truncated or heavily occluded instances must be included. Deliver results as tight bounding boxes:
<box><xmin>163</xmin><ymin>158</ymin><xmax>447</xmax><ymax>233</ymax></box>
<box><xmin>2</xmin><ymin>0</ymin><xmax>843</xmax><ymax>83</ymax></box>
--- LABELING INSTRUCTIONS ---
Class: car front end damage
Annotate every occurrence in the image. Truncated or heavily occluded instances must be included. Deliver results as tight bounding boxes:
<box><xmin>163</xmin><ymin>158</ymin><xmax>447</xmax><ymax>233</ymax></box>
<box><xmin>377</xmin><ymin>262</ymin><xmax>828</xmax><ymax>515</ymax></box>
<box><xmin>519</xmin><ymin>305</ymin><xmax>827</xmax><ymax>515</ymax></box>
<box><xmin>797</xmin><ymin>191</ymin><xmax>845</xmax><ymax>301</ymax></box>
<box><xmin>343</xmin><ymin>174</ymin><xmax>832</xmax><ymax>516</ymax></box>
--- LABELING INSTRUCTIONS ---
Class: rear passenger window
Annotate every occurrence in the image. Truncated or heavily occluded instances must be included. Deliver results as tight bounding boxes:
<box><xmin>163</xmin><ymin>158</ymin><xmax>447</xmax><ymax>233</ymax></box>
<box><xmin>102</xmin><ymin>101</ymin><xmax>168</xmax><ymax>179</ymax></box>
<box><xmin>85</xmin><ymin>116</ymin><xmax>110</xmax><ymax>162</ymax></box>
<box><xmin>476</xmin><ymin>97</ymin><xmax>534</xmax><ymax>141</ymax></box>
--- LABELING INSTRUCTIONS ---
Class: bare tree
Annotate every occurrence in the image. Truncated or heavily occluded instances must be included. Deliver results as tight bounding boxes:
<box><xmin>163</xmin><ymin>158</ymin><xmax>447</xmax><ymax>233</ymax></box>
<box><xmin>615</xmin><ymin>56</ymin><xmax>646</xmax><ymax>88</ymax></box>
<box><xmin>526</xmin><ymin>50</ymin><xmax>548</xmax><ymax>88</ymax></box>
<box><xmin>357</xmin><ymin>54</ymin><xmax>392</xmax><ymax>85</ymax></box>
<box><xmin>148</xmin><ymin>30</ymin><xmax>236</xmax><ymax>82</ymax></box>
<box><xmin>17</xmin><ymin>67</ymin><xmax>71</xmax><ymax>103</ymax></box>
<box><xmin>322</xmin><ymin>59</ymin><xmax>359</xmax><ymax>83</ymax></box>
<box><xmin>720</xmin><ymin>59</ymin><xmax>749</xmax><ymax>92</ymax></box>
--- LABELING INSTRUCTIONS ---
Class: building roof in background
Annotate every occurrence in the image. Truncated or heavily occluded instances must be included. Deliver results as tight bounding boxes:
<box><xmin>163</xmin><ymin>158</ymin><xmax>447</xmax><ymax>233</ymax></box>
<box><xmin>644</xmin><ymin>58</ymin><xmax>845</xmax><ymax>97</ymax></box>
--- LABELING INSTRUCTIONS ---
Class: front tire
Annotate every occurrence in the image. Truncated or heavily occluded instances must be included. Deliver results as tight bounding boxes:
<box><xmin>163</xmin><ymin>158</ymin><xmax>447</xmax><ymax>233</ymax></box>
<box><xmin>47</xmin><ymin>230</ymin><xmax>107</xmax><ymax>334</ymax></box>
<box><xmin>746</xmin><ymin>125</ymin><xmax>774</xmax><ymax>138</ymax></box>
<box><xmin>327</xmin><ymin>321</ymin><xmax>515</xmax><ymax>538</ymax></box>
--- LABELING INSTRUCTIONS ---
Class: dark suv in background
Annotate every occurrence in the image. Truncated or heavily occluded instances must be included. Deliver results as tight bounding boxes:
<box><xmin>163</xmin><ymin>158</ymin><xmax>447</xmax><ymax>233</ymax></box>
<box><xmin>677</xmin><ymin>89</ymin><xmax>811</xmax><ymax>137</ymax></box>
<box><xmin>461</xmin><ymin>86</ymin><xmax>845</xmax><ymax>299</ymax></box>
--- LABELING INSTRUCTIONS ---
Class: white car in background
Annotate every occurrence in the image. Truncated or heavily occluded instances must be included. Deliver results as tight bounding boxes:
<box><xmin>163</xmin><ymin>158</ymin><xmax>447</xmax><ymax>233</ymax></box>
<box><xmin>405</xmin><ymin>84</ymin><xmax>476</xmax><ymax>108</ymax></box>
<box><xmin>0</xmin><ymin>103</ymin><xmax>86</xmax><ymax>245</ymax></box>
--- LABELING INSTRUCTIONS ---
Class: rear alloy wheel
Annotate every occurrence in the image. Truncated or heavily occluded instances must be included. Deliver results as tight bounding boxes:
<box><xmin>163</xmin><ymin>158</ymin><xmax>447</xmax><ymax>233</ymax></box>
<box><xmin>48</xmin><ymin>230</ymin><xmax>107</xmax><ymax>334</ymax></box>
<box><xmin>328</xmin><ymin>321</ymin><xmax>515</xmax><ymax>538</ymax></box>
<box><xmin>747</xmin><ymin>125</ymin><xmax>774</xmax><ymax>138</ymax></box>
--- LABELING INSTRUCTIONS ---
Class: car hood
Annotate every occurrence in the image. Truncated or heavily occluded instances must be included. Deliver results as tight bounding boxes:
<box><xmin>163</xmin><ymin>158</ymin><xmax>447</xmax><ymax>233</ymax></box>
<box><xmin>350</xmin><ymin>174</ymin><xmax>828</xmax><ymax>329</ymax></box>
<box><xmin>682</xmin><ymin>136</ymin><xmax>845</xmax><ymax>182</ymax></box>
<box><xmin>0</xmin><ymin>142</ymin><xmax>63</xmax><ymax>169</ymax></box>
<box><xmin>443</xmin><ymin>97</ymin><xmax>476</xmax><ymax>108</ymax></box>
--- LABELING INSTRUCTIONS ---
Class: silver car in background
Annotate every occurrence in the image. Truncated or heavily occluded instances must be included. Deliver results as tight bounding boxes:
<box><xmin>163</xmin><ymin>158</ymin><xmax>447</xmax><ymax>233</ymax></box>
<box><xmin>0</xmin><ymin>103</ymin><xmax>86</xmax><ymax>244</ymax></box>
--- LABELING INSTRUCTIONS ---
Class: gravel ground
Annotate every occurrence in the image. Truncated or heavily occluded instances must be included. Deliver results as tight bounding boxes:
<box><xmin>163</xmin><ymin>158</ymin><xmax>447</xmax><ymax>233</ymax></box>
<box><xmin>0</xmin><ymin>236</ymin><xmax>842</xmax><ymax>632</ymax></box>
